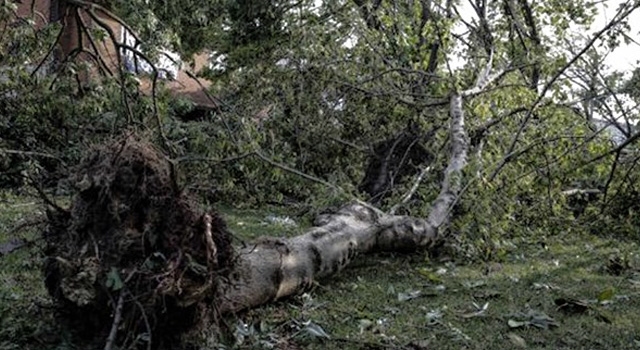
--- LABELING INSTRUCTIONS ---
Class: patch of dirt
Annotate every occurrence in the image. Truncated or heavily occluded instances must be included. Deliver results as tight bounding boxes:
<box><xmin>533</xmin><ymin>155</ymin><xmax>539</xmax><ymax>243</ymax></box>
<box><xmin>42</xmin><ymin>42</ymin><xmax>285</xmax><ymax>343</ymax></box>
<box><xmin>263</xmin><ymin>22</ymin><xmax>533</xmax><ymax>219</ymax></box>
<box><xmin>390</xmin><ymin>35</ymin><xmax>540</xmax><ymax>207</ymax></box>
<box><xmin>43</xmin><ymin>134</ymin><xmax>233</xmax><ymax>349</ymax></box>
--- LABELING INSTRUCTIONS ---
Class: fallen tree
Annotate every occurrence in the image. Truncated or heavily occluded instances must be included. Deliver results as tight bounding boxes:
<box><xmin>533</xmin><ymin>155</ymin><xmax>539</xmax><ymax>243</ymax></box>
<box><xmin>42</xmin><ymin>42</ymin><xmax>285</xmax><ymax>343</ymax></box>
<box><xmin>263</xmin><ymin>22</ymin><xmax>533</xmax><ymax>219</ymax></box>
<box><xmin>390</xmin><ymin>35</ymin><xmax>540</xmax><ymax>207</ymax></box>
<box><xmin>42</xmin><ymin>59</ymin><xmax>499</xmax><ymax>348</ymax></box>
<box><xmin>218</xmin><ymin>90</ymin><xmax>470</xmax><ymax>313</ymax></box>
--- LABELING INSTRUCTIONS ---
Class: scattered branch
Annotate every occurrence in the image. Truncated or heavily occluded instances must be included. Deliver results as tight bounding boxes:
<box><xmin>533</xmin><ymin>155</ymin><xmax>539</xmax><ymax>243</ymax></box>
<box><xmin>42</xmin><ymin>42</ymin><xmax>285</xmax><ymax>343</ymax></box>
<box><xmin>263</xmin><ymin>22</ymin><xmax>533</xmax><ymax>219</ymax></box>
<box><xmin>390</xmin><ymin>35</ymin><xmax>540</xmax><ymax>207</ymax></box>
<box><xmin>104</xmin><ymin>291</ymin><xmax>125</xmax><ymax>350</ymax></box>
<box><xmin>174</xmin><ymin>151</ymin><xmax>256</xmax><ymax>164</ymax></box>
<box><xmin>26</xmin><ymin>175</ymin><xmax>68</xmax><ymax>214</ymax></box>
<box><xmin>389</xmin><ymin>166</ymin><xmax>432</xmax><ymax>215</ymax></box>
<box><xmin>0</xmin><ymin>149</ymin><xmax>59</xmax><ymax>159</ymax></box>
<box><xmin>254</xmin><ymin>151</ymin><xmax>345</xmax><ymax>193</ymax></box>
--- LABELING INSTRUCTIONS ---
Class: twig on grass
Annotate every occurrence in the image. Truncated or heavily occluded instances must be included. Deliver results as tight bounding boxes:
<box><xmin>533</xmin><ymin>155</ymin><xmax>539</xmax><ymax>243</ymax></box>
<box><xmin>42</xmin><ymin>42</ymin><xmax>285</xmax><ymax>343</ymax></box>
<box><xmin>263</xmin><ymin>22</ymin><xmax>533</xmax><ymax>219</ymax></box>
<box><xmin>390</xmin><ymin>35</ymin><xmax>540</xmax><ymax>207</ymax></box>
<box><xmin>104</xmin><ymin>291</ymin><xmax>125</xmax><ymax>350</ymax></box>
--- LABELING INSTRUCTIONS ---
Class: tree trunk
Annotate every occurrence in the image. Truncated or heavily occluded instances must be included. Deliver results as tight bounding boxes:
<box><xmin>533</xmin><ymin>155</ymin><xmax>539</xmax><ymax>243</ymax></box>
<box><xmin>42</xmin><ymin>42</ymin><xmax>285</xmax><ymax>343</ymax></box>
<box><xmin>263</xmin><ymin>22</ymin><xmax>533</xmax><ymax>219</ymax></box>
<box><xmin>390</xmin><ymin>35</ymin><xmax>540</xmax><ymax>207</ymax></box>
<box><xmin>218</xmin><ymin>203</ymin><xmax>440</xmax><ymax>313</ymax></box>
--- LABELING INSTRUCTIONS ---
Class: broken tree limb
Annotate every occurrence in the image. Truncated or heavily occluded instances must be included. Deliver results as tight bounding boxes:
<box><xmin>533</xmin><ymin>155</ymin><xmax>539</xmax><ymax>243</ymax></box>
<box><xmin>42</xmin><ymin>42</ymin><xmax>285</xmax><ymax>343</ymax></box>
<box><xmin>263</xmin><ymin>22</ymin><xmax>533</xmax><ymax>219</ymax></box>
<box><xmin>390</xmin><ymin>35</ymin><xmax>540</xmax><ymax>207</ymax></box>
<box><xmin>389</xmin><ymin>166</ymin><xmax>432</xmax><ymax>215</ymax></box>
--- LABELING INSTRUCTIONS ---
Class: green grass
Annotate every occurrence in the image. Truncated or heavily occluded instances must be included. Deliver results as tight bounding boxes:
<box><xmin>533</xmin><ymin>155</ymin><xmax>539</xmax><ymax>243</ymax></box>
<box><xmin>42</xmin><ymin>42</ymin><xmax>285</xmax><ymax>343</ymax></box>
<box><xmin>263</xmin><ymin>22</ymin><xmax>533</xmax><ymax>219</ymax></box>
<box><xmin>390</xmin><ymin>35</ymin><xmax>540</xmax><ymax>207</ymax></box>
<box><xmin>2</xmin><ymin>193</ymin><xmax>640</xmax><ymax>349</ymax></box>
<box><xmin>226</xmin><ymin>212</ymin><xmax>640</xmax><ymax>349</ymax></box>
<box><xmin>0</xmin><ymin>193</ymin><xmax>60</xmax><ymax>350</ymax></box>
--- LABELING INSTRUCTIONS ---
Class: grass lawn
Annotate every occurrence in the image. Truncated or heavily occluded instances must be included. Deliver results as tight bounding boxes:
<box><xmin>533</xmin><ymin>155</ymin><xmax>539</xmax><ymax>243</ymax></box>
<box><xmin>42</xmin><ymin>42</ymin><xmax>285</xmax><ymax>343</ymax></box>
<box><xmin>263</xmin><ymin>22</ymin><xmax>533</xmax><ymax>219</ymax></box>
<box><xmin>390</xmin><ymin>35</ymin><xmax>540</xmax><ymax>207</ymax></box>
<box><xmin>1</xmin><ymin>192</ymin><xmax>640</xmax><ymax>349</ymax></box>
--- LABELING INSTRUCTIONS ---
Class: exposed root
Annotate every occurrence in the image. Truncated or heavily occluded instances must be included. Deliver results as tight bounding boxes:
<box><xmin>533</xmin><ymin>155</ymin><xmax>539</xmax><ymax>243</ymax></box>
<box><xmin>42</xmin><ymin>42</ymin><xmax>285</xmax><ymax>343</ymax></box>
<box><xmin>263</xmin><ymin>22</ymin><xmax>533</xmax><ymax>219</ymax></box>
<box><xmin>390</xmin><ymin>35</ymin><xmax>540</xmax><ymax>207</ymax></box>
<box><xmin>43</xmin><ymin>135</ymin><xmax>234</xmax><ymax>349</ymax></box>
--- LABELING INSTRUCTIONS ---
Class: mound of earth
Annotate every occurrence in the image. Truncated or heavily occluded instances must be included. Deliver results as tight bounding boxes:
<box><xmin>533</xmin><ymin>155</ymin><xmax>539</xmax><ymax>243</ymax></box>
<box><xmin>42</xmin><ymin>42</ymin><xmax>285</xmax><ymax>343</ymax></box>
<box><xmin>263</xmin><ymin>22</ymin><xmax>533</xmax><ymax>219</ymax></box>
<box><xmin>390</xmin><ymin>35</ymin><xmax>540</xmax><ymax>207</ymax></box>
<box><xmin>43</xmin><ymin>135</ymin><xmax>233</xmax><ymax>349</ymax></box>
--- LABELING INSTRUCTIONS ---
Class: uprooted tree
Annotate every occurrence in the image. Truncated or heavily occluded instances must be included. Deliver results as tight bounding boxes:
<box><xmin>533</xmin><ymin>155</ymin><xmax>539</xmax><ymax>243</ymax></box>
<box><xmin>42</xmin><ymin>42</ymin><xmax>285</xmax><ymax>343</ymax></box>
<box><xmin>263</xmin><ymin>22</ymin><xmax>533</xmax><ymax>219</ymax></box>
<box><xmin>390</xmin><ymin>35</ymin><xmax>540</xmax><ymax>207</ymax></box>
<box><xmin>3</xmin><ymin>0</ymin><xmax>640</xmax><ymax>348</ymax></box>
<box><xmin>43</xmin><ymin>75</ymin><xmax>483</xmax><ymax>347</ymax></box>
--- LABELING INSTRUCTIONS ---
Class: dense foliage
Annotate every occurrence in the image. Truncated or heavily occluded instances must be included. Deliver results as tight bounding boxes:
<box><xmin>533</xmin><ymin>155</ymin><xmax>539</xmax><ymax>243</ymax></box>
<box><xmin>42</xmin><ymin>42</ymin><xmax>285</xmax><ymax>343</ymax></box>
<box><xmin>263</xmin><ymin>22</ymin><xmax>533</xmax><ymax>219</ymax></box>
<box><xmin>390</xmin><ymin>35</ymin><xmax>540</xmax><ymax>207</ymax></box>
<box><xmin>2</xmin><ymin>0</ymin><xmax>640</xmax><ymax>255</ymax></box>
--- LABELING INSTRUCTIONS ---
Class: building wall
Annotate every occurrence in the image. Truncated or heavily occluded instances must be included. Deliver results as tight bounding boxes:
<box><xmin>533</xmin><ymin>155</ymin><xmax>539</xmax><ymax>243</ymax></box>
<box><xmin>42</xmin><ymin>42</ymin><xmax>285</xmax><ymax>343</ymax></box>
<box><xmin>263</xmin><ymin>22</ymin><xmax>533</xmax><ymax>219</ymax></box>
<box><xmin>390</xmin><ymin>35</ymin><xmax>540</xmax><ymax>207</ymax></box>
<box><xmin>12</xmin><ymin>0</ymin><xmax>216</xmax><ymax>109</ymax></box>
<box><xmin>14</xmin><ymin>0</ymin><xmax>52</xmax><ymax>29</ymax></box>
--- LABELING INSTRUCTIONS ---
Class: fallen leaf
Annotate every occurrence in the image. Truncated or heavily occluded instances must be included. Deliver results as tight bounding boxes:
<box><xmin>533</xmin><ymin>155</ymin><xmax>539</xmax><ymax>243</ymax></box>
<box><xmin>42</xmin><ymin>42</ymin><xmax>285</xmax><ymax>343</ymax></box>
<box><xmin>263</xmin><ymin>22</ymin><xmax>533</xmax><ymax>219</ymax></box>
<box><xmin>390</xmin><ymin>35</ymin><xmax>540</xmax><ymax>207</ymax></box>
<box><xmin>425</xmin><ymin>309</ymin><xmax>444</xmax><ymax>325</ymax></box>
<box><xmin>508</xmin><ymin>319</ymin><xmax>527</xmax><ymax>328</ymax></box>
<box><xmin>462</xmin><ymin>280</ymin><xmax>486</xmax><ymax>289</ymax></box>
<box><xmin>358</xmin><ymin>319</ymin><xmax>373</xmax><ymax>333</ymax></box>
<box><xmin>303</xmin><ymin>321</ymin><xmax>330</xmax><ymax>339</ymax></box>
<box><xmin>508</xmin><ymin>310</ymin><xmax>558</xmax><ymax>330</ymax></box>
<box><xmin>417</xmin><ymin>268</ymin><xmax>443</xmax><ymax>283</ymax></box>
<box><xmin>597</xmin><ymin>287</ymin><xmax>615</xmax><ymax>303</ymax></box>
<box><xmin>507</xmin><ymin>333</ymin><xmax>527</xmax><ymax>348</ymax></box>
<box><xmin>398</xmin><ymin>290</ymin><xmax>422</xmax><ymax>302</ymax></box>
<box><xmin>460</xmin><ymin>302</ymin><xmax>489</xmax><ymax>318</ymax></box>
<box><xmin>473</xmin><ymin>290</ymin><xmax>501</xmax><ymax>299</ymax></box>
<box><xmin>532</xmin><ymin>282</ymin><xmax>558</xmax><ymax>290</ymax></box>
<box><xmin>384</xmin><ymin>306</ymin><xmax>400</xmax><ymax>315</ymax></box>
<box><xmin>529</xmin><ymin>312</ymin><xmax>558</xmax><ymax>329</ymax></box>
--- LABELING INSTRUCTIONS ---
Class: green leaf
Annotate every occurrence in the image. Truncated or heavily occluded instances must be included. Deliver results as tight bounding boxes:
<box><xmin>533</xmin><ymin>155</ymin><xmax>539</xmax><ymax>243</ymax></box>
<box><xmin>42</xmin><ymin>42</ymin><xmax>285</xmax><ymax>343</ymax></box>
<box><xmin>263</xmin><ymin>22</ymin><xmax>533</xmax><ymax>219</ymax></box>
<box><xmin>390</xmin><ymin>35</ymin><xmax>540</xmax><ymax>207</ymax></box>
<box><xmin>597</xmin><ymin>287</ymin><xmax>615</xmax><ymax>302</ymax></box>
<box><xmin>105</xmin><ymin>268</ymin><xmax>124</xmax><ymax>291</ymax></box>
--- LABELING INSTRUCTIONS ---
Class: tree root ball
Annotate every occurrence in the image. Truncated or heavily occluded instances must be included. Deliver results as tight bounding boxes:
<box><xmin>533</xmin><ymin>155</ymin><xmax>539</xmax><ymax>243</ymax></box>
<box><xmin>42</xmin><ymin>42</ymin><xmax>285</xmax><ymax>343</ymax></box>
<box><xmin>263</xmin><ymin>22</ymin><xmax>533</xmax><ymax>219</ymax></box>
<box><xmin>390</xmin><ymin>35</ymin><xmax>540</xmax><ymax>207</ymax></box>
<box><xmin>43</xmin><ymin>135</ymin><xmax>234</xmax><ymax>349</ymax></box>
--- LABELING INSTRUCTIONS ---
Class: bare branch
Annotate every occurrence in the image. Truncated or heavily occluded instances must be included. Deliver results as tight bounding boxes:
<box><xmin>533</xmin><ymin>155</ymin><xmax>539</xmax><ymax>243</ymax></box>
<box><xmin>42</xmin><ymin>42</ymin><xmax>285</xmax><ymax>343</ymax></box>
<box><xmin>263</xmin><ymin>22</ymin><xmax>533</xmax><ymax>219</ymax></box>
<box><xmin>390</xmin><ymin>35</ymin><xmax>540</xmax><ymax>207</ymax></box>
<box><xmin>104</xmin><ymin>291</ymin><xmax>125</xmax><ymax>350</ymax></box>
<box><xmin>0</xmin><ymin>149</ymin><xmax>58</xmax><ymax>159</ymax></box>
<box><xmin>426</xmin><ymin>93</ymin><xmax>468</xmax><ymax>228</ymax></box>
<box><xmin>75</xmin><ymin>6</ymin><xmax>114</xmax><ymax>76</ymax></box>
<box><xmin>64</xmin><ymin>0</ymin><xmax>143</xmax><ymax>44</ymax></box>
<box><xmin>389</xmin><ymin>166</ymin><xmax>432</xmax><ymax>215</ymax></box>
<box><xmin>583</xmin><ymin>129</ymin><xmax>640</xmax><ymax>166</ymax></box>
<box><xmin>253</xmin><ymin>151</ymin><xmax>345</xmax><ymax>193</ymax></box>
